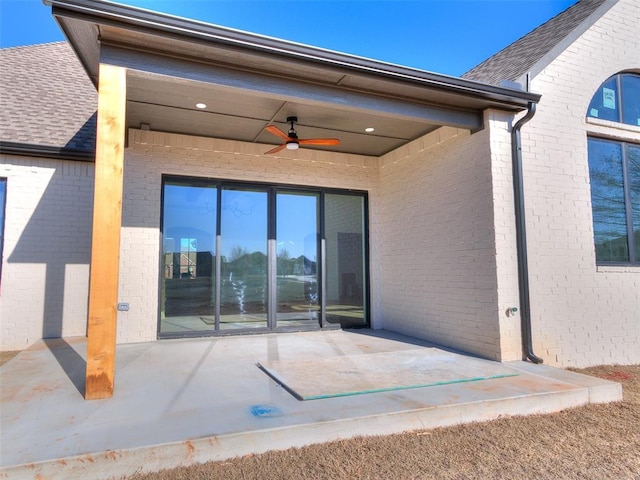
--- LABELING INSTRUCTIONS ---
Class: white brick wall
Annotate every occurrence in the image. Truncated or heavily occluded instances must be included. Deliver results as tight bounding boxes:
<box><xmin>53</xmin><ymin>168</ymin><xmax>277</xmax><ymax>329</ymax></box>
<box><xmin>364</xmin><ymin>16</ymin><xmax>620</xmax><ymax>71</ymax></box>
<box><xmin>114</xmin><ymin>0</ymin><xmax>639</xmax><ymax>364</ymax></box>
<box><xmin>512</xmin><ymin>0</ymin><xmax>640</xmax><ymax>367</ymax></box>
<box><xmin>118</xmin><ymin>130</ymin><xmax>381</xmax><ymax>343</ymax></box>
<box><xmin>0</xmin><ymin>156</ymin><xmax>93</xmax><ymax>350</ymax></box>
<box><xmin>120</xmin><ymin>122</ymin><xmax>521</xmax><ymax>361</ymax></box>
<box><xmin>379</xmin><ymin>123</ymin><xmax>514</xmax><ymax>361</ymax></box>
<box><xmin>1</xmin><ymin>127</ymin><xmax>515</xmax><ymax>360</ymax></box>
<box><xmin>488</xmin><ymin>111</ymin><xmax>525</xmax><ymax>362</ymax></box>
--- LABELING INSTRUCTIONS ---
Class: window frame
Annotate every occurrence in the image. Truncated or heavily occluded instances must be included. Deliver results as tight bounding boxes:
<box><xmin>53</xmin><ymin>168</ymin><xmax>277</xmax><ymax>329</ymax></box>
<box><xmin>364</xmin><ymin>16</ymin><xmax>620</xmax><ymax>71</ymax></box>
<box><xmin>587</xmin><ymin>72</ymin><xmax>640</xmax><ymax>127</ymax></box>
<box><xmin>586</xmin><ymin>71</ymin><xmax>640</xmax><ymax>267</ymax></box>
<box><xmin>587</xmin><ymin>136</ymin><xmax>639</xmax><ymax>266</ymax></box>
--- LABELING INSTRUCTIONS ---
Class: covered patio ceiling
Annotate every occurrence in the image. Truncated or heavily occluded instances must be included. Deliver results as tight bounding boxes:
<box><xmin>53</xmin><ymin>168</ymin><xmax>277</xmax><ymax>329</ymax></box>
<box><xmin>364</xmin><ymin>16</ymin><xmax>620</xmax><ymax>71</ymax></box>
<box><xmin>48</xmin><ymin>0</ymin><xmax>540</xmax><ymax>157</ymax></box>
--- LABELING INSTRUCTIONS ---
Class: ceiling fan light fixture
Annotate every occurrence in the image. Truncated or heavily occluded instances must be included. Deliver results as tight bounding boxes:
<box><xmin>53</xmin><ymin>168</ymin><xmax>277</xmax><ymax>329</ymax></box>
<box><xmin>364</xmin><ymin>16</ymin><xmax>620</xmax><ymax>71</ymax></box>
<box><xmin>263</xmin><ymin>117</ymin><xmax>339</xmax><ymax>155</ymax></box>
<box><xmin>195</xmin><ymin>102</ymin><xmax>207</xmax><ymax>109</ymax></box>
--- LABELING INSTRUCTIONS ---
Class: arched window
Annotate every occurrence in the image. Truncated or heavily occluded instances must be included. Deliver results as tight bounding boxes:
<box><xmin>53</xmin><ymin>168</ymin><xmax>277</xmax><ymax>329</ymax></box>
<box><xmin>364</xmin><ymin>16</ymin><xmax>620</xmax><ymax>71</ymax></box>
<box><xmin>587</xmin><ymin>73</ymin><xmax>640</xmax><ymax>126</ymax></box>
<box><xmin>586</xmin><ymin>73</ymin><xmax>640</xmax><ymax>265</ymax></box>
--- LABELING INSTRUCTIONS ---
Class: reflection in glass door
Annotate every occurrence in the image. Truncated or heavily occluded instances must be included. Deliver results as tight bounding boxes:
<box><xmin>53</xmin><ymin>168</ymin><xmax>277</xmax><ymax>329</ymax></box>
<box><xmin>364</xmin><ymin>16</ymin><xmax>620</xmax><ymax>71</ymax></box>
<box><xmin>276</xmin><ymin>191</ymin><xmax>320</xmax><ymax>328</ymax></box>
<box><xmin>160</xmin><ymin>177</ymin><xmax>369</xmax><ymax>337</ymax></box>
<box><xmin>325</xmin><ymin>193</ymin><xmax>367</xmax><ymax>326</ymax></box>
<box><xmin>160</xmin><ymin>182</ymin><xmax>217</xmax><ymax>334</ymax></box>
<box><xmin>219</xmin><ymin>188</ymin><xmax>268</xmax><ymax>330</ymax></box>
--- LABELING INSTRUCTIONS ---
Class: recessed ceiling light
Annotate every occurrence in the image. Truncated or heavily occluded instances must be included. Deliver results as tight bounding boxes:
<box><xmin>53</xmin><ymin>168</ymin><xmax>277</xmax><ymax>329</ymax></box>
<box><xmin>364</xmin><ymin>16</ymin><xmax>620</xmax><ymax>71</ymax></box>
<box><xmin>365</xmin><ymin>127</ymin><xmax>375</xmax><ymax>133</ymax></box>
<box><xmin>195</xmin><ymin>103</ymin><xmax>207</xmax><ymax>109</ymax></box>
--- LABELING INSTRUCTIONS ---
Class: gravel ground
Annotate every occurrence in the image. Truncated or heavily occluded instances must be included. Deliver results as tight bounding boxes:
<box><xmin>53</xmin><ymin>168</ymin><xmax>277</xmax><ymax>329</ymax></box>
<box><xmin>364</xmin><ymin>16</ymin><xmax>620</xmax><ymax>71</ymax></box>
<box><xmin>125</xmin><ymin>364</ymin><xmax>640</xmax><ymax>480</ymax></box>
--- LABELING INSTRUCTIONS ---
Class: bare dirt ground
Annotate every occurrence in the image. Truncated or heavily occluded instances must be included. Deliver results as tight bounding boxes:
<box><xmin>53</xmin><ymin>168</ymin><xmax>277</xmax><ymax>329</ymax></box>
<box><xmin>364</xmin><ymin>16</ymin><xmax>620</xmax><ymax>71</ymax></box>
<box><xmin>0</xmin><ymin>351</ymin><xmax>20</xmax><ymax>366</ymax></box>
<box><xmin>122</xmin><ymin>364</ymin><xmax>640</xmax><ymax>480</ymax></box>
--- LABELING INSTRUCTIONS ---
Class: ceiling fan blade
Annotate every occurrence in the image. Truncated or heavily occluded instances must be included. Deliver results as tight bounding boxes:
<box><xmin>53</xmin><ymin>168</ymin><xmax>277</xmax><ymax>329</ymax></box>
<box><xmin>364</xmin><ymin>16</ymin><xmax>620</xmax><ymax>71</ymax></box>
<box><xmin>299</xmin><ymin>138</ymin><xmax>341</xmax><ymax>146</ymax></box>
<box><xmin>265</xmin><ymin>125</ymin><xmax>291</xmax><ymax>141</ymax></box>
<box><xmin>264</xmin><ymin>144</ymin><xmax>287</xmax><ymax>155</ymax></box>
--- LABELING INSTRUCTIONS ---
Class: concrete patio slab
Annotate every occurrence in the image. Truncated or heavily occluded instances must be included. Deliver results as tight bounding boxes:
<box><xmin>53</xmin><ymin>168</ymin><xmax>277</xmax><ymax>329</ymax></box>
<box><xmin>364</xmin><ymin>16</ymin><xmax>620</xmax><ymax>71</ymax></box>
<box><xmin>0</xmin><ymin>329</ymin><xmax>621</xmax><ymax>480</ymax></box>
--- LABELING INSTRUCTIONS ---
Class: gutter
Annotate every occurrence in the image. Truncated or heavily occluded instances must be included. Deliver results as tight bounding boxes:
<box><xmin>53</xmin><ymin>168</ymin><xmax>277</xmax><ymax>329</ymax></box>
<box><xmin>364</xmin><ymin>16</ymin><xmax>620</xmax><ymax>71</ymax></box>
<box><xmin>0</xmin><ymin>142</ymin><xmax>95</xmax><ymax>162</ymax></box>
<box><xmin>44</xmin><ymin>0</ymin><xmax>540</xmax><ymax>109</ymax></box>
<box><xmin>511</xmin><ymin>101</ymin><xmax>543</xmax><ymax>364</ymax></box>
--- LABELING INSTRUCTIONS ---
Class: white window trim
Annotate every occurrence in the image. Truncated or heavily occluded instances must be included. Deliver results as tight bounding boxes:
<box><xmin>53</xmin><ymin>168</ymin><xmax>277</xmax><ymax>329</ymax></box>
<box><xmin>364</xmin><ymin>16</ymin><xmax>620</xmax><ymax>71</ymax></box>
<box><xmin>596</xmin><ymin>265</ymin><xmax>639</xmax><ymax>273</ymax></box>
<box><xmin>586</xmin><ymin>117</ymin><xmax>640</xmax><ymax>143</ymax></box>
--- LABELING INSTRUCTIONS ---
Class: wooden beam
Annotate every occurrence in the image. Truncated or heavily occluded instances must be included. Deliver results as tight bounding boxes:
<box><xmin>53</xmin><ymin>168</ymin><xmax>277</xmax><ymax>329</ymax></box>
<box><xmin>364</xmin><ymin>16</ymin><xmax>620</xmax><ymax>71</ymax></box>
<box><xmin>85</xmin><ymin>63</ymin><xmax>126</xmax><ymax>400</ymax></box>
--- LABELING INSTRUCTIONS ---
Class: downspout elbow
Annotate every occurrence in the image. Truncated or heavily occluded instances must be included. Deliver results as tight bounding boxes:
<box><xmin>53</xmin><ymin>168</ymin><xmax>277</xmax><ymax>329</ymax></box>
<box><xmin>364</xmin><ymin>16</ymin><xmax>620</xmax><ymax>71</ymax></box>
<box><xmin>511</xmin><ymin>101</ymin><xmax>543</xmax><ymax>364</ymax></box>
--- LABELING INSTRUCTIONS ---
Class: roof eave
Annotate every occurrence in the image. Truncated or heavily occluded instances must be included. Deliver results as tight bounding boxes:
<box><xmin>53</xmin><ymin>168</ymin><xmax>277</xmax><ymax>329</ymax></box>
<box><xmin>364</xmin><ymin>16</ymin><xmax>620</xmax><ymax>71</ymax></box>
<box><xmin>0</xmin><ymin>141</ymin><xmax>95</xmax><ymax>162</ymax></box>
<box><xmin>44</xmin><ymin>0</ymin><xmax>540</xmax><ymax>109</ymax></box>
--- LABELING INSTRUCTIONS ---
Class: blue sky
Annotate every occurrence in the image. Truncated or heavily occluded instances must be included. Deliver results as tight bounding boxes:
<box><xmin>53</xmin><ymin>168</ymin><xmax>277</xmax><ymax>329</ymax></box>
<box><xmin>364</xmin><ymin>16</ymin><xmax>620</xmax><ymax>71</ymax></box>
<box><xmin>1</xmin><ymin>0</ymin><xmax>577</xmax><ymax>76</ymax></box>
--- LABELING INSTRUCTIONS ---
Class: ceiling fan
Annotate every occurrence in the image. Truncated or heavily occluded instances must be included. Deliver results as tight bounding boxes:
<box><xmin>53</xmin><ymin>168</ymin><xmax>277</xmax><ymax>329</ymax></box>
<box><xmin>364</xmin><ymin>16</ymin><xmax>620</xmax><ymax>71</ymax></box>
<box><xmin>264</xmin><ymin>116</ymin><xmax>340</xmax><ymax>154</ymax></box>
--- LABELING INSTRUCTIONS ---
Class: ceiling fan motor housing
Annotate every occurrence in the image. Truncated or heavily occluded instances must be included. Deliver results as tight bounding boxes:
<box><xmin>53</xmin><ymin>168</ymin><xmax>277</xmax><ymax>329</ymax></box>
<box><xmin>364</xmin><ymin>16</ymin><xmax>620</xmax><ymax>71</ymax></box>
<box><xmin>287</xmin><ymin>116</ymin><xmax>299</xmax><ymax>137</ymax></box>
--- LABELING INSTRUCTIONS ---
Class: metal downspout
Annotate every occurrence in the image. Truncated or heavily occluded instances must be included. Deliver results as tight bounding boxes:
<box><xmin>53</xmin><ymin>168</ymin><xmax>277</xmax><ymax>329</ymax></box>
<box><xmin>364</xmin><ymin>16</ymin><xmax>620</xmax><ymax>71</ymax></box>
<box><xmin>511</xmin><ymin>100</ymin><xmax>543</xmax><ymax>364</ymax></box>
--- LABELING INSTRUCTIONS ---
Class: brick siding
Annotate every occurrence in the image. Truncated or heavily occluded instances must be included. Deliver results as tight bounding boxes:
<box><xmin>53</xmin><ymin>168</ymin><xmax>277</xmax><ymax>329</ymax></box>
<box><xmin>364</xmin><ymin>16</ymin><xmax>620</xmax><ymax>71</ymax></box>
<box><xmin>512</xmin><ymin>0</ymin><xmax>640</xmax><ymax>366</ymax></box>
<box><xmin>0</xmin><ymin>156</ymin><xmax>93</xmax><ymax>350</ymax></box>
<box><xmin>379</xmin><ymin>122</ymin><xmax>511</xmax><ymax>360</ymax></box>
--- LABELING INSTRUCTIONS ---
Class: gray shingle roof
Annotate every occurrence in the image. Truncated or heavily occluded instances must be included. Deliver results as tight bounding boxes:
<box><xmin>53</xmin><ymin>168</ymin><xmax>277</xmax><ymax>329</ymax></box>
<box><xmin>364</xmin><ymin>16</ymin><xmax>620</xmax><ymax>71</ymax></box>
<box><xmin>0</xmin><ymin>42</ymin><xmax>97</xmax><ymax>155</ymax></box>
<box><xmin>463</xmin><ymin>0</ymin><xmax>615</xmax><ymax>86</ymax></box>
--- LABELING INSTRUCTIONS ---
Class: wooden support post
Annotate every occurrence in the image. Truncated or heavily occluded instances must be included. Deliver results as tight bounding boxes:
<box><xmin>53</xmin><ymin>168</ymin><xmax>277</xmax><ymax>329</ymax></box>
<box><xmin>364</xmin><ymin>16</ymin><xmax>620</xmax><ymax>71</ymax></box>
<box><xmin>85</xmin><ymin>64</ymin><xmax>126</xmax><ymax>400</ymax></box>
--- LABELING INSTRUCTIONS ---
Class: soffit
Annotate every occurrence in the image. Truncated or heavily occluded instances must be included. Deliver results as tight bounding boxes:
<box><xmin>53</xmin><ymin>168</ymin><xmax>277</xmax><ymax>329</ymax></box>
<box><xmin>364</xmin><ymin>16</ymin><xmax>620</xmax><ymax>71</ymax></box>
<box><xmin>125</xmin><ymin>70</ymin><xmax>430</xmax><ymax>156</ymax></box>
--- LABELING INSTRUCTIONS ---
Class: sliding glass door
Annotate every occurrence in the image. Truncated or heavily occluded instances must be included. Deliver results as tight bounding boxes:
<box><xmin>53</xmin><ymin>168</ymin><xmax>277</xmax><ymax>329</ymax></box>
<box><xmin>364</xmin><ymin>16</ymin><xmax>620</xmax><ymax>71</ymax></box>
<box><xmin>325</xmin><ymin>193</ymin><xmax>367</xmax><ymax>326</ymax></box>
<box><xmin>161</xmin><ymin>182</ymin><xmax>217</xmax><ymax>334</ymax></box>
<box><xmin>219</xmin><ymin>187</ymin><xmax>268</xmax><ymax>330</ymax></box>
<box><xmin>276</xmin><ymin>191</ymin><xmax>320</xmax><ymax>328</ymax></box>
<box><xmin>159</xmin><ymin>178</ymin><xmax>368</xmax><ymax>337</ymax></box>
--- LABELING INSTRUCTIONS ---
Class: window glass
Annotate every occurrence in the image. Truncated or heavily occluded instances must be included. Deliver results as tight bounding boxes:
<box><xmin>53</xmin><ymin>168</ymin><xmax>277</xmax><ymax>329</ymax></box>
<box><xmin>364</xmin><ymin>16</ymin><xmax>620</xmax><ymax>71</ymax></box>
<box><xmin>159</xmin><ymin>177</ymin><xmax>369</xmax><ymax>337</ymax></box>
<box><xmin>219</xmin><ymin>188</ymin><xmax>268</xmax><ymax>330</ymax></box>
<box><xmin>621</xmin><ymin>74</ymin><xmax>640</xmax><ymax>127</ymax></box>
<box><xmin>324</xmin><ymin>193</ymin><xmax>367</xmax><ymax>327</ymax></box>
<box><xmin>276</xmin><ymin>191</ymin><xmax>319</xmax><ymax>327</ymax></box>
<box><xmin>628</xmin><ymin>144</ymin><xmax>640</xmax><ymax>262</ymax></box>
<box><xmin>160</xmin><ymin>182</ymin><xmax>217</xmax><ymax>334</ymax></box>
<box><xmin>587</xmin><ymin>138</ymin><xmax>629</xmax><ymax>263</ymax></box>
<box><xmin>587</xmin><ymin>76</ymin><xmax>619</xmax><ymax>122</ymax></box>
<box><xmin>587</xmin><ymin>73</ymin><xmax>640</xmax><ymax>126</ymax></box>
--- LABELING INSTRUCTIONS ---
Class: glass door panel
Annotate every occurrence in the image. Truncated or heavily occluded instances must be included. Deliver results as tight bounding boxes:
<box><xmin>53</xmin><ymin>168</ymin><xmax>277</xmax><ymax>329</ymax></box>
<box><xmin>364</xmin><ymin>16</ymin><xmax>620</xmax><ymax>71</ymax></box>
<box><xmin>219</xmin><ymin>188</ymin><xmax>268</xmax><ymax>330</ymax></box>
<box><xmin>160</xmin><ymin>182</ymin><xmax>217</xmax><ymax>334</ymax></box>
<box><xmin>276</xmin><ymin>191</ymin><xmax>320</xmax><ymax>327</ymax></box>
<box><xmin>160</xmin><ymin>178</ymin><xmax>369</xmax><ymax>337</ymax></box>
<box><xmin>325</xmin><ymin>193</ymin><xmax>367</xmax><ymax>326</ymax></box>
